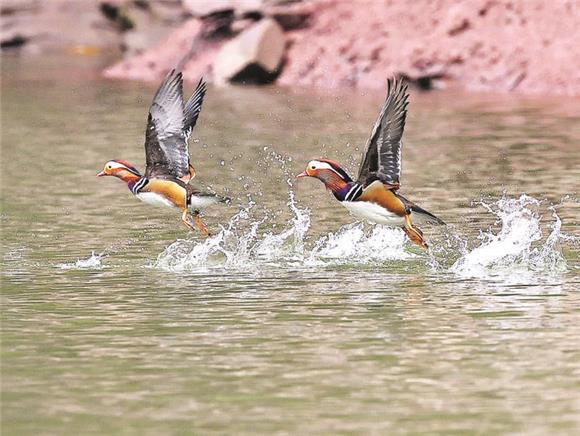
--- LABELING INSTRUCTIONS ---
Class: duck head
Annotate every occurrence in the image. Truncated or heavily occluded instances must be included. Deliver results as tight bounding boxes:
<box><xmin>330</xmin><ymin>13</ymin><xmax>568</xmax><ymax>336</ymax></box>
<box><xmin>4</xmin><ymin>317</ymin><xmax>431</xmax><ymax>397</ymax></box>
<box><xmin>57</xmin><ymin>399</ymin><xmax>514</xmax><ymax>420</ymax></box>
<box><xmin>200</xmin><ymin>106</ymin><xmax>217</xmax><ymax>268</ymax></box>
<box><xmin>297</xmin><ymin>159</ymin><xmax>353</xmax><ymax>193</ymax></box>
<box><xmin>97</xmin><ymin>160</ymin><xmax>141</xmax><ymax>182</ymax></box>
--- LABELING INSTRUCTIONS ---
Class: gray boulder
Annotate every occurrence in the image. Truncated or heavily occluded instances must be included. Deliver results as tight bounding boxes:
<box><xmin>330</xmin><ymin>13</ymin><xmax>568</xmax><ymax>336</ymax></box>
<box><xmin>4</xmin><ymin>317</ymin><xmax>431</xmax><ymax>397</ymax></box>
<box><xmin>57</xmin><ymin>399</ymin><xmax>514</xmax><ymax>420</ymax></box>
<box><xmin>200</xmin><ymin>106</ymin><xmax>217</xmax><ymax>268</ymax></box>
<box><xmin>213</xmin><ymin>18</ymin><xmax>285</xmax><ymax>85</ymax></box>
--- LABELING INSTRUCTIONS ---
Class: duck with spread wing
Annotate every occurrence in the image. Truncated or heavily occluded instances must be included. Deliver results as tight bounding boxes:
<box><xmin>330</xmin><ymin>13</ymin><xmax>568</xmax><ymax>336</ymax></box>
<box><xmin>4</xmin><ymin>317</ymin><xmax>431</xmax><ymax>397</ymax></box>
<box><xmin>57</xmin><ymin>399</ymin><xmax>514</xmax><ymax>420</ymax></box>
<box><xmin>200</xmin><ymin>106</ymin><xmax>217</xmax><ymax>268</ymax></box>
<box><xmin>97</xmin><ymin>69</ymin><xmax>228</xmax><ymax>236</ymax></box>
<box><xmin>297</xmin><ymin>78</ymin><xmax>444</xmax><ymax>248</ymax></box>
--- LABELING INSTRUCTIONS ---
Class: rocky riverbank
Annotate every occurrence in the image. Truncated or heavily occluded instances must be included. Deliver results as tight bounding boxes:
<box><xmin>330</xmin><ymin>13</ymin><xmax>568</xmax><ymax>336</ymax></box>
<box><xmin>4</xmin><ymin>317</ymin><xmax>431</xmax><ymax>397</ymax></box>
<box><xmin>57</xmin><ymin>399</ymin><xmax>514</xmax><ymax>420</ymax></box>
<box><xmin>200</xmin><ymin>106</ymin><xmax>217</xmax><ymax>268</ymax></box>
<box><xmin>2</xmin><ymin>0</ymin><xmax>579</xmax><ymax>95</ymax></box>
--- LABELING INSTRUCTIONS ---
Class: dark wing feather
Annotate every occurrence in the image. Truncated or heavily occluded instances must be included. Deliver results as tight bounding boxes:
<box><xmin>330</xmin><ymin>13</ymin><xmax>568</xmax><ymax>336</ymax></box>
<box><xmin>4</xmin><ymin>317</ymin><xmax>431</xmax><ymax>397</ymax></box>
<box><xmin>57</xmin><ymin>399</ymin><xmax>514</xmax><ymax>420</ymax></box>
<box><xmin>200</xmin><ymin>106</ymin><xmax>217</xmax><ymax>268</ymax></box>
<box><xmin>357</xmin><ymin>78</ymin><xmax>409</xmax><ymax>188</ymax></box>
<box><xmin>144</xmin><ymin>69</ymin><xmax>189</xmax><ymax>179</ymax></box>
<box><xmin>183</xmin><ymin>78</ymin><xmax>207</xmax><ymax>140</ymax></box>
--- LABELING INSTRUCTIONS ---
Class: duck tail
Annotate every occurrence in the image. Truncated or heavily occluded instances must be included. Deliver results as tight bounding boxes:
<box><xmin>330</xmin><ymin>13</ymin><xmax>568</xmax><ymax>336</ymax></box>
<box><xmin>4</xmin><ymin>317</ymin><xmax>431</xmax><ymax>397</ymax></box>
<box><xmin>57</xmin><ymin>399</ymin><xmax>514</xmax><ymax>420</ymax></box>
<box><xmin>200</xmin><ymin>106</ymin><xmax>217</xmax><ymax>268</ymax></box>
<box><xmin>411</xmin><ymin>204</ymin><xmax>445</xmax><ymax>225</ymax></box>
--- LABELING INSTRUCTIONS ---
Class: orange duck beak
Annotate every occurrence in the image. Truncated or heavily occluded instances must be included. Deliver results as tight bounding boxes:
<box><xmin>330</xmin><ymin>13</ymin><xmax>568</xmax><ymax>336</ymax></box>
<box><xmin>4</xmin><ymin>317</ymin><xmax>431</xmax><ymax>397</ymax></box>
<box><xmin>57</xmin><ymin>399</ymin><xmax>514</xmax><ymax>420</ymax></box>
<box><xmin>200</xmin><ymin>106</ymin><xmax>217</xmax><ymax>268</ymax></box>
<box><xmin>96</xmin><ymin>170</ymin><xmax>107</xmax><ymax>177</ymax></box>
<box><xmin>296</xmin><ymin>170</ymin><xmax>309</xmax><ymax>179</ymax></box>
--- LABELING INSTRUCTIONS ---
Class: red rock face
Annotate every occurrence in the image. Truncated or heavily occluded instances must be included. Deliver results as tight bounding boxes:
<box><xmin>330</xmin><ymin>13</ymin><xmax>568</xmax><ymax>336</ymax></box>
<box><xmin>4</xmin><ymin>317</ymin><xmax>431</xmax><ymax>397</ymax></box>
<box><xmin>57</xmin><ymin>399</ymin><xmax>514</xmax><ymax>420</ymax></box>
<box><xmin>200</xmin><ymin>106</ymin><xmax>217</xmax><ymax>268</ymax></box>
<box><xmin>101</xmin><ymin>0</ymin><xmax>580</xmax><ymax>95</ymax></box>
<box><xmin>278</xmin><ymin>0</ymin><xmax>580</xmax><ymax>95</ymax></box>
<box><xmin>103</xmin><ymin>19</ymin><xmax>210</xmax><ymax>82</ymax></box>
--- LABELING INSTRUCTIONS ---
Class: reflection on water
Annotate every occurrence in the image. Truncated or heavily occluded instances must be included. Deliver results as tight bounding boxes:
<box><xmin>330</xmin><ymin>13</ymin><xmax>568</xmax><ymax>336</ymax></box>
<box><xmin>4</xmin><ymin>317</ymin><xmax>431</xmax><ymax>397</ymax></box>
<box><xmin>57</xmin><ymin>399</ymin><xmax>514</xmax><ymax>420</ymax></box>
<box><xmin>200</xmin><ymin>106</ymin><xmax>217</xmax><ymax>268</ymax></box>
<box><xmin>2</xmin><ymin>56</ymin><xmax>580</xmax><ymax>434</ymax></box>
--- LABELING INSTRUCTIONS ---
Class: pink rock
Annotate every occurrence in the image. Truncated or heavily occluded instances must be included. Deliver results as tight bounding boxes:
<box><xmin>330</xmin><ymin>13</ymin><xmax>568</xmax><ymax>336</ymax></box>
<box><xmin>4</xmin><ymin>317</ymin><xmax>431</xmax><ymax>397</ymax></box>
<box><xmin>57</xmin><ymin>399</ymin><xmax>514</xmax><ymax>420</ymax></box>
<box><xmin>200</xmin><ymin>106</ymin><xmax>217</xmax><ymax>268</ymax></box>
<box><xmin>103</xmin><ymin>19</ymin><xmax>224</xmax><ymax>83</ymax></box>
<box><xmin>277</xmin><ymin>0</ymin><xmax>580</xmax><ymax>95</ymax></box>
<box><xmin>183</xmin><ymin>0</ymin><xmax>264</xmax><ymax>17</ymax></box>
<box><xmin>102</xmin><ymin>0</ymin><xmax>580</xmax><ymax>95</ymax></box>
<box><xmin>264</xmin><ymin>2</ymin><xmax>313</xmax><ymax>30</ymax></box>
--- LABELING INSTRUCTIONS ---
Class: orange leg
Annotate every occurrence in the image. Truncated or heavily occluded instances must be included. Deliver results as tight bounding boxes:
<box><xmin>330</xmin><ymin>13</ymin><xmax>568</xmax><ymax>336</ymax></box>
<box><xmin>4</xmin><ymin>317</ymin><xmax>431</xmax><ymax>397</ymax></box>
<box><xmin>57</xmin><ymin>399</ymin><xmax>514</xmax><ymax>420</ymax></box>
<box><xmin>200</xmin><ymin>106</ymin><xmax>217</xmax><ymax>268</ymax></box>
<box><xmin>181</xmin><ymin>210</ymin><xmax>211</xmax><ymax>237</ymax></box>
<box><xmin>181</xmin><ymin>209</ymin><xmax>197</xmax><ymax>232</ymax></box>
<box><xmin>402</xmin><ymin>214</ymin><xmax>428</xmax><ymax>249</ymax></box>
<box><xmin>193</xmin><ymin>211</ymin><xmax>211</xmax><ymax>237</ymax></box>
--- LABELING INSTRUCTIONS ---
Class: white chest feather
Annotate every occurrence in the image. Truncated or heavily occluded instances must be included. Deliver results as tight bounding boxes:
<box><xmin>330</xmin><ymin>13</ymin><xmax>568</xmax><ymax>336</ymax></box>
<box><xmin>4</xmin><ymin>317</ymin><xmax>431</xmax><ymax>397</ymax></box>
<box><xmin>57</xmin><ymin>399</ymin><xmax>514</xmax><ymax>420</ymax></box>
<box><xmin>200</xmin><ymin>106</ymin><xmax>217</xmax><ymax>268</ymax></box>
<box><xmin>342</xmin><ymin>201</ymin><xmax>404</xmax><ymax>226</ymax></box>
<box><xmin>136</xmin><ymin>192</ymin><xmax>176</xmax><ymax>208</ymax></box>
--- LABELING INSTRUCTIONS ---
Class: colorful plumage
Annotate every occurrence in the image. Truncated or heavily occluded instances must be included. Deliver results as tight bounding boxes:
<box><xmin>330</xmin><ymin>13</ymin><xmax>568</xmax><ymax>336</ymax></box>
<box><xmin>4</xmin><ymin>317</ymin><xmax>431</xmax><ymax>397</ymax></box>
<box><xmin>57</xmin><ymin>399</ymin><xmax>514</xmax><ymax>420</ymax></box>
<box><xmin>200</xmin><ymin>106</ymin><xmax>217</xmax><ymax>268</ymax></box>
<box><xmin>297</xmin><ymin>78</ymin><xmax>444</xmax><ymax>248</ymax></box>
<box><xmin>97</xmin><ymin>69</ymin><xmax>228</xmax><ymax>236</ymax></box>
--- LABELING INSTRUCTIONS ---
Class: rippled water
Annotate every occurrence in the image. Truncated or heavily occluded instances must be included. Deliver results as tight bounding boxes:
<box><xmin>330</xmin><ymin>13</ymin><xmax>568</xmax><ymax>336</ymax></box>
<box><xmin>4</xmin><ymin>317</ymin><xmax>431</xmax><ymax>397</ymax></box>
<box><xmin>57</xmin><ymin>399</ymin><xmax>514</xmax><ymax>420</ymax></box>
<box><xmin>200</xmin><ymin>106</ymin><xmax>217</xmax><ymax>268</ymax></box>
<box><xmin>2</xmin><ymin>56</ymin><xmax>580</xmax><ymax>434</ymax></box>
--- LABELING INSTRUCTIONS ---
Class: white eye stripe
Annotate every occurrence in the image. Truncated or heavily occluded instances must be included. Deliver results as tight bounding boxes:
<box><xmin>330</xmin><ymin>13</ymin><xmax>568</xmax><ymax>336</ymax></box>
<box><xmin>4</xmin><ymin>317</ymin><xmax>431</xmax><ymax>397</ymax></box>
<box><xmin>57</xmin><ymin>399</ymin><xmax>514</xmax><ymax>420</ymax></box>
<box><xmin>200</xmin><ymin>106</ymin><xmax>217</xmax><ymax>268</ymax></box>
<box><xmin>309</xmin><ymin>160</ymin><xmax>333</xmax><ymax>171</ymax></box>
<box><xmin>107</xmin><ymin>161</ymin><xmax>128</xmax><ymax>170</ymax></box>
<box><xmin>309</xmin><ymin>160</ymin><xmax>343</xmax><ymax>177</ymax></box>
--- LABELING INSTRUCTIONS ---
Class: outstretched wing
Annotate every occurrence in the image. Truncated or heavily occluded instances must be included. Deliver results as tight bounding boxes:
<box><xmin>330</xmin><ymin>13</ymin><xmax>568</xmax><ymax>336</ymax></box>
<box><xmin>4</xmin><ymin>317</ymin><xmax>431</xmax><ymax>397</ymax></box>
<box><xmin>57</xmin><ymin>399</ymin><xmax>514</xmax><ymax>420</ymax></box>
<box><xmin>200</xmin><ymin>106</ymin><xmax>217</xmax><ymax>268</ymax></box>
<box><xmin>144</xmin><ymin>69</ymin><xmax>191</xmax><ymax>180</ymax></box>
<box><xmin>357</xmin><ymin>78</ymin><xmax>409</xmax><ymax>188</ymax></box>
<box><xmin>183</xmin><ymin>78</ymin><xmax>207</xmax><ymax>140</ymax></box>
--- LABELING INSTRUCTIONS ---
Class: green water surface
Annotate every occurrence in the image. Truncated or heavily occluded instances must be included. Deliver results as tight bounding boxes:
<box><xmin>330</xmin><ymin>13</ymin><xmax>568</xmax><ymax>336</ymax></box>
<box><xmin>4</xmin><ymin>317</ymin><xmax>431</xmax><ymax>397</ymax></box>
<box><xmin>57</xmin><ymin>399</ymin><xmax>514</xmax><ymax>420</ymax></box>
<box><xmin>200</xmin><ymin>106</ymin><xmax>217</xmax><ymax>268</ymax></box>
<box><xmin>2</xmin><ymin>55</ymin><xmax>580</xmax><ymax>435</ymax></box>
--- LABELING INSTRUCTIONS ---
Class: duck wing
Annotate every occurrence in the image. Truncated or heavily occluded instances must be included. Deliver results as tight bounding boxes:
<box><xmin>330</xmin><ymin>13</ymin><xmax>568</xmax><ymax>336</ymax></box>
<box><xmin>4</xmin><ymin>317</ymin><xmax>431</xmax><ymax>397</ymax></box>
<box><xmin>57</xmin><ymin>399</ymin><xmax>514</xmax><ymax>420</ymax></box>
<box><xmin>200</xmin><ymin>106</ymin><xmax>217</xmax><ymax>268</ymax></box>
<box><xmin>357</xmin><ymin>78</ymin><xmax>409</xmax><ymax>189</ymax></box>
<box><xmin>144</xmin><ymin>70</ymin><xmax>207</xmax><ymax>181</ymax></box>
<box><xmin>183</xmin><ymin>77</ymin><xmax>207</xmax><ymax>141</ymax></box>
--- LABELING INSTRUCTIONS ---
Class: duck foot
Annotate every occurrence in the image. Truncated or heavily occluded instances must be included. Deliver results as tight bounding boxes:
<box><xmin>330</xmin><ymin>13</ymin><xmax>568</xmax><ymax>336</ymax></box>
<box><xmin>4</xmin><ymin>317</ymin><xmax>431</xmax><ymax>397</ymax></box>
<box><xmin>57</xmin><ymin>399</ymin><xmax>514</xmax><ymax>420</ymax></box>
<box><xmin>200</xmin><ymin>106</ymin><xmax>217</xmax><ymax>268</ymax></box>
<box><xmin>402</xmin><ymin>214</ymin><xmax>428</xmax><ymax>249</ymax></box>
<box><xmin>193</xmin><ymin>212</ymin><xmax>211</xmax><ymax>238</ymax></box>
<box><xmin>181</xmin><ymin>210</ymin><xmax>211</xmax><ymax>237</ymax></box>
<box><xmin>181</xmin><ymin>209</ymin><xmax>197</xmax><ymax>232</ymax></box>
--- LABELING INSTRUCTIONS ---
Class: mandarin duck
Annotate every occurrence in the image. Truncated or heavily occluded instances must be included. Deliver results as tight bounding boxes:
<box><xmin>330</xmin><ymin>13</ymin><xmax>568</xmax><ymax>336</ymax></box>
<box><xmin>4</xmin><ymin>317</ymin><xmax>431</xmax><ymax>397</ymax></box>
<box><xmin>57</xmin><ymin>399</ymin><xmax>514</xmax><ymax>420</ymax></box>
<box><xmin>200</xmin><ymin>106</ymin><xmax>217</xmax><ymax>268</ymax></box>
<box><xmin>297</xmin><ymin>78</ymin><xmax>444</xmax><ymax>248</ymax></box>
<box><xmin>97</xmin><ymin>69</ymin><xmax>228</xmax><ymax>236</ymax></box>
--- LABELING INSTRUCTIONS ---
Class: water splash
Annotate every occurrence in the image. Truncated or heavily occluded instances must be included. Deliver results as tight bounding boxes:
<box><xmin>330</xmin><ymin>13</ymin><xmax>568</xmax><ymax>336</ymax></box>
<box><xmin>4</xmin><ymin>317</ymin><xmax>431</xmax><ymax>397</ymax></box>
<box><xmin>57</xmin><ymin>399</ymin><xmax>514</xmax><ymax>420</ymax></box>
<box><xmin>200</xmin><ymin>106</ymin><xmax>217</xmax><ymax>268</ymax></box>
<box><xmin>154</xmin><ymin>191</ymin><xmax>412</xmax><ymax>272</ymax></box>
<box><xmin>307</xmin><ymin>223</ymin><xmax>414</xmax><ymax>266</ymax></box>
<box><xmin>449</xmin><ymin>195</ymin><xmax>567</xmax><ymax>279</ymax></box>
<box><xmin>57</xmin><ymin>251</ymin><xmax>106</xmax><ymax>270</ymax></box>
<box><xmin>154</xmin><ymin>147</ymin><xmax>416</xmax><ymax>272</ymax></box>
<box><xmin>253</xmin><ymin>188</ymin><xmax>311</xmax><ymax>264</ymax></box>
<box><xmin>154</xmin><ymin>173</ymin><xmax>569</xmax><ymax>278</ymax></box>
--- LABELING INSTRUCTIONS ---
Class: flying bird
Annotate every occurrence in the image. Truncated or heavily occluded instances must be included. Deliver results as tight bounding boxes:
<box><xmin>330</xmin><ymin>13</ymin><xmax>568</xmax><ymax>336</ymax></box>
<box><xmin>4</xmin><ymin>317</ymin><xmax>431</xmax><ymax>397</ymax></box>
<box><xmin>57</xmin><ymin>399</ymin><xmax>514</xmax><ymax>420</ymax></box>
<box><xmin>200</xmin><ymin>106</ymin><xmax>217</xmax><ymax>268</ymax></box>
<box><xmin>97</xmin><ymin>69</ymin><xmax>227</xmax><ymax>236</ymax></box>
<box><xmin>297</xmin><ymin>78</ymin><xmax>444</xmax><ymax>248</ymax></box>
